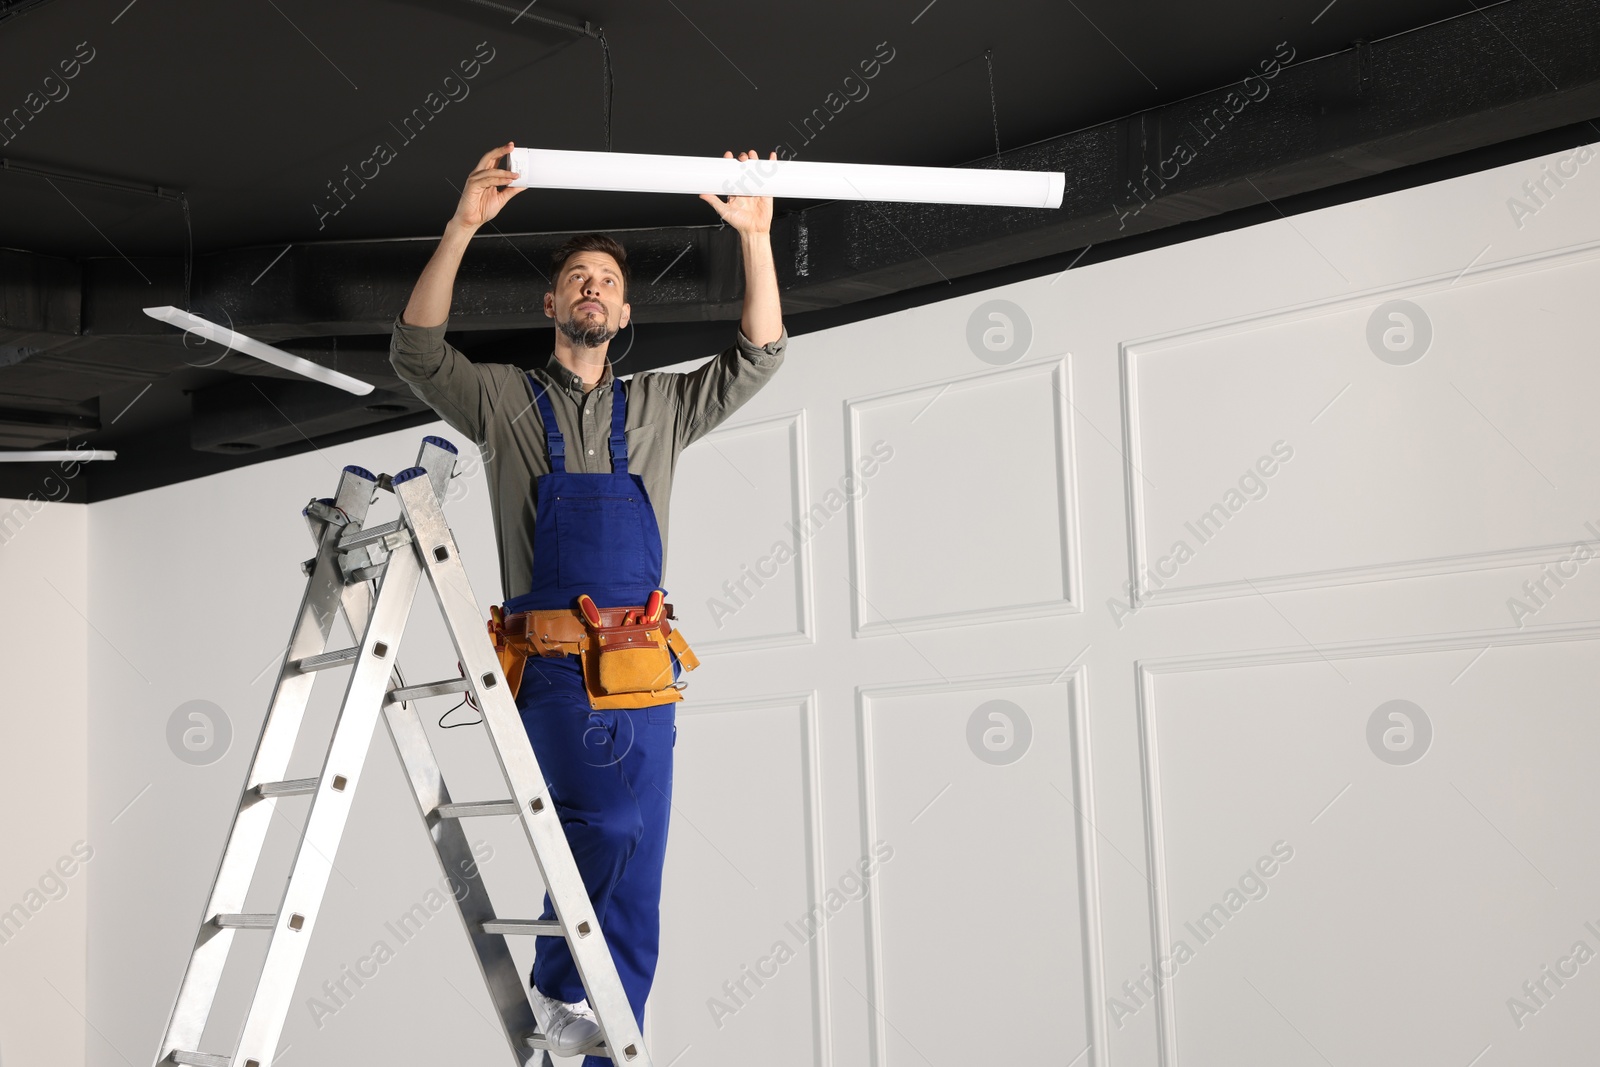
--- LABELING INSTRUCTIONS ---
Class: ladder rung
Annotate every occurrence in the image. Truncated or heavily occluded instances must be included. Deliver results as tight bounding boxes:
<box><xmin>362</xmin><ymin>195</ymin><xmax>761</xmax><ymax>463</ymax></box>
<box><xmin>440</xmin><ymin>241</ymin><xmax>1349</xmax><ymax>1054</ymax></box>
<box><xmin>436</xmin><ymin>800</ymin><xmax>520</xmax><ymax>819</ymax></box>
<box><xmin>388</xmin><ymin>677</ymin><xmax>471</xmax><ymax>703</ymax></box>
<box><xmin>212</xmin><ymin>913</ymin><xmax>276</xmax><ymax>929</ymax></box>
<box><xmin>482</xmin><ymin>918</ymin><xmax>563</xmax><ymax>936</ymax></box>
<box><xmin>526</xmin><ymin>1033</ymin><xmax>616</xmax><ymax>1058</ymax></box>
<box><xmin>254</xmin><ymin>777</ymin><xmax>319</xmax><ymax>798</ymax></box>
<box><xmin>171</xmin><ymin>1051</ymin><xmax>232</xmax><ymax>1067</ymax></box>
<box><xmin>294</xmin><ymin>647</ymin><xmax>359</xmax><ymax>672</ymax></box>
<box><xmin>337</xmin><ymin>518</ymin><xmax>405</xmax><ymax>553</ymax></box>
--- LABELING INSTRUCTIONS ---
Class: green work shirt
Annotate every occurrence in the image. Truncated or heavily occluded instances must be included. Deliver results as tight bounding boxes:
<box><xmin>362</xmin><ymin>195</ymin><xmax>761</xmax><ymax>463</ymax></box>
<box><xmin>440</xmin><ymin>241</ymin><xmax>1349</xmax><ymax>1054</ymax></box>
<box><xmin>388</xmin><ymin>314</ymin><xmax>787</xmax><ymax>601</ymax></box>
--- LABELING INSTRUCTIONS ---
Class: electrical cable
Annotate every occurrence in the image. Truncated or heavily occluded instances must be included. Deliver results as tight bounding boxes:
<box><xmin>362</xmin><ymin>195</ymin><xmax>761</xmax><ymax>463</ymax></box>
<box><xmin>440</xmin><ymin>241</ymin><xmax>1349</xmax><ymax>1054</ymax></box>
<box><xmin>438</xmin><ymin>660</ymin><xmax>485</xmax><ymax>728</ymax></box>
<box><xmin>599</xmin><ymin>28</ymin><xmax>614</xmax><ymax>152</ymax></box>
<box><xmin>984</xmin><ymin>49</ymin><xmax>1001</xmax><ymax>157</ymax></box>
<box><xmin>180</xmin><ymin>193</ymin><xmax>194</xmax><ymax>311</ymax></box>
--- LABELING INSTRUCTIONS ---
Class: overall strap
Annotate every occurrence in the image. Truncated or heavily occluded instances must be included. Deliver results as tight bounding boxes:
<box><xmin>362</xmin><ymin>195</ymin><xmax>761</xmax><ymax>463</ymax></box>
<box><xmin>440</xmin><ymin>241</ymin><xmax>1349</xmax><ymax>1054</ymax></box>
<box><xmin>525</xmin><ymin>372</ymin><xmax>565</xmax><ymax>473</ymax></box>
<box><xmin>609</xmin><ymin>378</ymin><xmax>629</xmax><ymax>475</ymax></box>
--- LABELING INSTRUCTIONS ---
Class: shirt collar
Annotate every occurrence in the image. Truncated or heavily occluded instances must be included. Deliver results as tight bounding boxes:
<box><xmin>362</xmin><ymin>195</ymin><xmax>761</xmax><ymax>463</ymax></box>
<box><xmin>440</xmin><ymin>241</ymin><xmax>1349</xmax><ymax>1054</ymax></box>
<box><xmin>544</xmin><ymin>352</ymin><xmax>613</xmax><ymax>394</ymax></box>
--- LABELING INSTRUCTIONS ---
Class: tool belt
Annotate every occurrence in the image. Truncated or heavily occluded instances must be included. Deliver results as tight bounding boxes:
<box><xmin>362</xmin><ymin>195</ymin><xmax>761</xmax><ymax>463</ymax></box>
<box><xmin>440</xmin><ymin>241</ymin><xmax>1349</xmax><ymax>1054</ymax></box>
<box><xmin>488</xmin><ymin>591</ymin><xmax>701</xmax><ymax>710</ymax></box>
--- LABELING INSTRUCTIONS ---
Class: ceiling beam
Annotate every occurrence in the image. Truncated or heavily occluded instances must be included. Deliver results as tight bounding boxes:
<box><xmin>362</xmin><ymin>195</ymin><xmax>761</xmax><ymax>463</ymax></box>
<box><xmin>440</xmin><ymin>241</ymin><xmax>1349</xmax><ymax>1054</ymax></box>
<box><xmin>1</xmin><ymin>0</ymin><xmax>1591</xmax><ymax>358</ymax></box>
<box><xmin>1</xmin><ymin>0</ymin><xmax>1597</xmax><ymax>490</ymax></box>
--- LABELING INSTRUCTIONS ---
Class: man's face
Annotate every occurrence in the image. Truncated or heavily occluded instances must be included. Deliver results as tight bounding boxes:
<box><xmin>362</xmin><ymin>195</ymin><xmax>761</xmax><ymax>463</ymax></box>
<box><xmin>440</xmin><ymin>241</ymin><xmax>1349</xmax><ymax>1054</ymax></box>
<box><xmin>544</xmin><ymin>252</ymin><xmax>631</xmax><ymax>349</ymax></box>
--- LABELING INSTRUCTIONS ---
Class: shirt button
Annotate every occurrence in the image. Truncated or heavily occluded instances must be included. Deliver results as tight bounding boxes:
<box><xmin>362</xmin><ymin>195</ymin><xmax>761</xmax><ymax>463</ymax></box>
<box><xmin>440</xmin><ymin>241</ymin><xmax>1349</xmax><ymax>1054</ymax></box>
<box><xmin>587</xmin><ymin>449</ymin><xmax>594</xmax><ymax>455</ymax></box>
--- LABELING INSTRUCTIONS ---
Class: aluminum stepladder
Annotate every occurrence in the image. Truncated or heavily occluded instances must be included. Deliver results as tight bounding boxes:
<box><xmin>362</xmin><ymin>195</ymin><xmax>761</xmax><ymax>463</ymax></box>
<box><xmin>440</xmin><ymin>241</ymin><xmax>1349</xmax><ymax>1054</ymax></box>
<box><xmin>152</xmin><ymin>435</ymin><xmax>650</xmax><ymax>1067</ymax></box>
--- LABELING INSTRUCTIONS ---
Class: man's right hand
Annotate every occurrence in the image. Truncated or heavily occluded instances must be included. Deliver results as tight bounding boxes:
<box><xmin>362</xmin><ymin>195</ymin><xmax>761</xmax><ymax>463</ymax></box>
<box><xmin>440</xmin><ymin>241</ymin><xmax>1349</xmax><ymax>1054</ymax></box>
<box><xmin>451</xmin><ymin>142</ymin><xmax>525</xmax><ymax>232</ymax></box>
<box><xmin>402</xmin><ymin>142</ymin><xmax>525</xmax><ymax>326</ymax></box>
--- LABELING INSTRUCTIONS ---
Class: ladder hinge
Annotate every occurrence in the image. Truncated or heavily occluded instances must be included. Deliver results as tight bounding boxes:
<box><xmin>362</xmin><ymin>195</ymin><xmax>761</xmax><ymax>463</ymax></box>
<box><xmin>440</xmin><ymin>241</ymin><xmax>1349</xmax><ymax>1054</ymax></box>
<box><xmin>302</xmin><ymin>498</ymin><xmax>350</xmax><ymax>527</ymax></box>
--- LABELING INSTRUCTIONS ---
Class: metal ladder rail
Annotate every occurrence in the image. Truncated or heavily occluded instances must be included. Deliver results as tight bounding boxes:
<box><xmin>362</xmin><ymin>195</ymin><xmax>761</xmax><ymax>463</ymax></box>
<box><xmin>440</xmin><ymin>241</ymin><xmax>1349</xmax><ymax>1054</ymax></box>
<box><xmin>153</xmin><ymin>463</ymin><xmax>380</xmax><ymax>1066</ymax></box>
<box><xmin>294</xmin><ymin>451</ymin><xmax>648</xmax><ymax>1064</ymax></box>
<box><xmin>221</xmin><ymin>530</ymin><xmax>423</xmax><ymax>1065</ymax></box>
<box><xmin>222</xmin><ymin>439</ymin><xmax>462</xmax><ymax>1066</ymax></box>
<box><xmin>326</xmin><ymin>501</ymin><xmax>542</xmax><ymax>1064</ymax></box>
<box><xmin>393</xmin><ymin>467</ymin><xmax>650</xmax><ymax>1065</ymax></box>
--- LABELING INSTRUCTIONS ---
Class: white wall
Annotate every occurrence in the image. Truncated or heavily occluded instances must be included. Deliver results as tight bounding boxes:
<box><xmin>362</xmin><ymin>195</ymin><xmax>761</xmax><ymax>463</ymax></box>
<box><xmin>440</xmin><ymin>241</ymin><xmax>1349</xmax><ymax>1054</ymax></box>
<box><xmin>0</xmin><ymin>138</ymin><xmax>1590</xmax><ymax>1067</ymax></box>
<box><xmin>0</xmin><ymin>494</ymin><xmax>87</xmax><ymax>1067</ymax></box>
<box><xmin>651</xmin><ymin>142</ymin><xmax>1600</xmax><ymax>1067</ymax></box>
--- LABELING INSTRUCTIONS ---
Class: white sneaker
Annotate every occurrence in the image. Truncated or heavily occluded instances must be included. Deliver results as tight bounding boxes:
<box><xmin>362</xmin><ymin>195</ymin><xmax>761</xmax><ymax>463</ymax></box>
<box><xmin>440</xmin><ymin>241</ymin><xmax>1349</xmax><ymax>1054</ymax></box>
<box><xmin>530</xmin><ymin>983</ymin><xmax>603</xmax><ymax>1055</ymax></box>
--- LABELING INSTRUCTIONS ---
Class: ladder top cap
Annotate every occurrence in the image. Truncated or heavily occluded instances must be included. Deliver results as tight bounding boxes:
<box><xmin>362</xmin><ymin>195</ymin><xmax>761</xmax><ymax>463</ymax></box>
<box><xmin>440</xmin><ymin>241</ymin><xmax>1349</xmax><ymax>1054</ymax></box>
<box><xmin>343</xmin><ymin>464</ymin><xmax>377</xmax><ymax>481</ymax></box>
<box><xmin>422</xmin><ymin>435</ymin><xmax>459</xmax><ymax>455</ymax></box>
<box><xmin>391</xmin><ymin>465</ymin><xmax>428</xmax><ymax>485</ymax></box>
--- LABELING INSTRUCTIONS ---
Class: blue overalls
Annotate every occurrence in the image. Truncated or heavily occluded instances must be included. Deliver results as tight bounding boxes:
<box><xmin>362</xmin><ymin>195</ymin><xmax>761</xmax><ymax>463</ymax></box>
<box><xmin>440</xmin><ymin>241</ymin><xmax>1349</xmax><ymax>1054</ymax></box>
<box><xmin>504</xmin><ymin>373</ymin><xmax>678</xmax><ymax>1055</ymax></box>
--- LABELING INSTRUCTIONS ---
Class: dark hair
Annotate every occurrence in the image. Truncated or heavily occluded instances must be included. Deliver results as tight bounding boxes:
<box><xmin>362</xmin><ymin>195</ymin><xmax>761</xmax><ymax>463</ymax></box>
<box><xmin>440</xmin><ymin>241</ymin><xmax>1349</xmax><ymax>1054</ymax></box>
<box><xmin>549</xmin><ymin>233</ymin><xmax>630</xmax><ymax>300</ymax></box>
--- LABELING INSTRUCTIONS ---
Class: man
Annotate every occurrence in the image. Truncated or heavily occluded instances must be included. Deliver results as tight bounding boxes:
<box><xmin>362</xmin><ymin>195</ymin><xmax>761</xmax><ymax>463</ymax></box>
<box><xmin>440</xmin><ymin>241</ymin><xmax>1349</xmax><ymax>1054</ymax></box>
<box><xmin>388</xmin><ymin>141</ymin><xmax>785</xmax><ymax>1059</ymax></box>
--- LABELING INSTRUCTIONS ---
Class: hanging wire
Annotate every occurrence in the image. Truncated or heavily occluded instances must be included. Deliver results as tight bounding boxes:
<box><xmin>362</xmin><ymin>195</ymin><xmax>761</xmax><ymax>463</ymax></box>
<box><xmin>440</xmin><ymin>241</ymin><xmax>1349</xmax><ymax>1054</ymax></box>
<box><xmin>180</xmin><ymin>192</ymin><xmax>194</xmax><ymax>311</ymax></box>
<box><xmin>599</xmin><ymin>28</ymin><xmax>614</xmax><ymax>151</ymax></box>
<box><xmin>373</xmin><ymin>610</ymin><xmax>483</xmax><ymax>730</ymax></box>
<box><xmin>983</xmin><ymin>49</ymin><xmax>1001</xmax><ymax>157</ymax></box>
<box><xmin>438</xmin><ymin>660</ymin><xmax>485</xmax><ymax>728</ymax></box>
<box><xmin>437</xmin><ymin>693</ymin><xmax>481</xmax><ymax>728</ymax></box>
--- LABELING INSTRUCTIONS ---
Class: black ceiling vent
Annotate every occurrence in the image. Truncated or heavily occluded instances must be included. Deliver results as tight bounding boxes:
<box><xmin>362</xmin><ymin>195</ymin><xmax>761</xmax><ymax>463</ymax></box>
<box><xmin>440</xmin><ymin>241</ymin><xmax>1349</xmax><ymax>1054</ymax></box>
<box><xmin>189</xmin><ymin>377</ymin><xmax>431</xmax><ymax>454</ymax></box>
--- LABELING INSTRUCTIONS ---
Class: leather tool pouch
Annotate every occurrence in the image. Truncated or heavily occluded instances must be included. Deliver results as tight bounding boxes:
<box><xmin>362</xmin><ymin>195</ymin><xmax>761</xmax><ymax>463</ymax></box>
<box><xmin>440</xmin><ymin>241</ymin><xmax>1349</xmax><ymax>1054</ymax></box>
<box><xmin>589</xmin><ymin>621</ymin><xmax>676</xmax><ymax>696</ymax></box>
<box><xmin>664</xmin><ymin>625</ymin><xmax>700</xmax><ymax>671</ymax></box>
<box><xmin>487</xmin><ymin>605</ymin><xmax>528</xmax><ymax>701</ymax></box>
<box><xmin>576</xmin><ymin>592</ymin><xmax>699</xmax><ymax>710</ymax></box>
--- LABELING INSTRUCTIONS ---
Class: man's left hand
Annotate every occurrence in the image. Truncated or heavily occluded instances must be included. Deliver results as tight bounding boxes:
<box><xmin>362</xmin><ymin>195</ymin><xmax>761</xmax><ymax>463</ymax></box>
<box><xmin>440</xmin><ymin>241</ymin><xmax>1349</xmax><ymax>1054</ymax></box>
<box><xmin>699</xmin><ymin>149</ymin><xmax>775</xmax><ymax>236</ymax></box>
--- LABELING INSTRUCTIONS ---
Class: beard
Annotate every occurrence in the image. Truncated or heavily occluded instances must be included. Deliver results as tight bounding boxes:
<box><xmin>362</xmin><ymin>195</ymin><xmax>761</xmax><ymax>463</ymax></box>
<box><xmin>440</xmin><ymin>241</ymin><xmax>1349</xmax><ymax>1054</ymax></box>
<box><xmin>558</xmin><ymin>309</ymin><xmax>618</xmax><ymax>349</ymax></box>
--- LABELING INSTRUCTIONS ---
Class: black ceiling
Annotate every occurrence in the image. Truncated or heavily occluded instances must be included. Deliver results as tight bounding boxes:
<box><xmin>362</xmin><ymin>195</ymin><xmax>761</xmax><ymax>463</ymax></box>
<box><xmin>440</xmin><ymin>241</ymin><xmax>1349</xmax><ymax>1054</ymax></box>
<box><xmin>2</xmin><ymin>0</ymin><xmax>1598</xmax><ymax>501</ymax></box>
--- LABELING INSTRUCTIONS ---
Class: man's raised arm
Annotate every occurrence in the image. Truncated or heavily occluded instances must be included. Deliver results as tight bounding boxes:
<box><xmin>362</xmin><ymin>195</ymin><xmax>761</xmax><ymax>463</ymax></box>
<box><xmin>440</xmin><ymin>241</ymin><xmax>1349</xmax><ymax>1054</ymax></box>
<box><xmin>714</xmin><ymin>151</ymin><xmax>784</xmax><ymax>350</ymax></box>
<box><xmin>657</xmin><ymin>148</ymin><xmax>788</xmax><ymax>448</ymax></box>
<box><xmin>389</xmin><ymin>141</ymin><xmax>527</xmax><ymax>439</ymax></box>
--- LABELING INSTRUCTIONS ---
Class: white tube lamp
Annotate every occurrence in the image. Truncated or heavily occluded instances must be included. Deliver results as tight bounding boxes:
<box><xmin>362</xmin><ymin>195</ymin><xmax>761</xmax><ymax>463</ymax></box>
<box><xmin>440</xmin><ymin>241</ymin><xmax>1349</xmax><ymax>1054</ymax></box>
<box><xmin>505</xmin><ymin>147</ymin><xmax>1065</xmax><ymax>209</ymax></box>
<box><xmin>142</xmin><ymin>307</ymin><xmax>374</xmax><ymax>396</ymax></box>
<box><xmin>0</xmin><ymin>450</ymin><xmax>117</xmax><ymax>462</ymax></box>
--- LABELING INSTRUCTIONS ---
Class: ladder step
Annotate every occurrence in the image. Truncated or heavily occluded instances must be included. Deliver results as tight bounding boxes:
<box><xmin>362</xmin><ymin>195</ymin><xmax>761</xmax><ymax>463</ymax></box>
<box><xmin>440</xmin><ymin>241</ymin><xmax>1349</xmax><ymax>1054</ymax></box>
<box><xmin>527</xmin><ymin>1033</ymin><xmax>623</xmax><ymax>1059</ymax></box>
<box><xmin>294</xmin><ymin>647</ymin><xmax>359</xmax><ymax>672</ymax></box>
<box><xmin>212</xmin><ymin>913</ymin><xmax>276</xmax><ymax>929</ymax></box>
<box><xmin>254</xmin><ymin>777</ymin><xmax>319</xmax><ymax>798</ymax></box>
<box><xmin>388</xmin><ymin>677</ymin><xmax>471</xmax><ymax>703</ymax></box>
<box><xmin>337</xmin><ymin>518</ymin><xmax>405</xmax><ymax>553</ymax></box>
<box><xmin>171</xmin><ymin>1051</ymin><xmax>232</xmax><ymax>1067</ymax></box>
<box><xmin>436</xmin><ymin>800</ymin><xmax>520</xmax><ymax>819</ymax></box>
<box><xmin>482</xmin><ymin>918</ymin><xmax>563</xmax><ymax>936</ymax></box>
